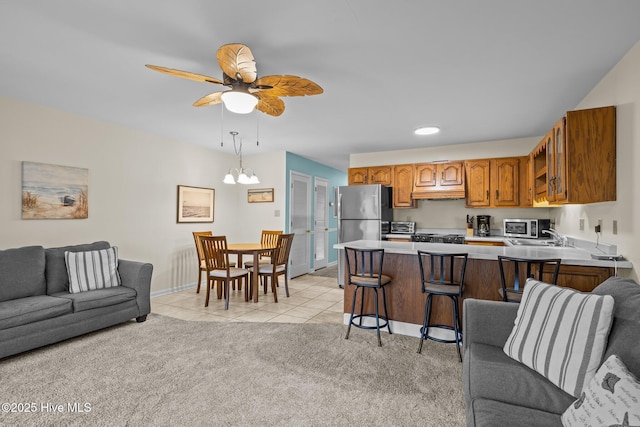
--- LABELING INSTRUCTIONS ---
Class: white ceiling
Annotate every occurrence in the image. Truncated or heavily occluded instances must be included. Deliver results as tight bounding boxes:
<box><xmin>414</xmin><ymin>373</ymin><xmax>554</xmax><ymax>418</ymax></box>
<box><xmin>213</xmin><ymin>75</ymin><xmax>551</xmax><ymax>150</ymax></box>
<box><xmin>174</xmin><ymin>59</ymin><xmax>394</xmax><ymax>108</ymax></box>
<box><xmin>2</xmin><ymin>1</ymin><xmax>640</xmax><ymax>171</ymax></box>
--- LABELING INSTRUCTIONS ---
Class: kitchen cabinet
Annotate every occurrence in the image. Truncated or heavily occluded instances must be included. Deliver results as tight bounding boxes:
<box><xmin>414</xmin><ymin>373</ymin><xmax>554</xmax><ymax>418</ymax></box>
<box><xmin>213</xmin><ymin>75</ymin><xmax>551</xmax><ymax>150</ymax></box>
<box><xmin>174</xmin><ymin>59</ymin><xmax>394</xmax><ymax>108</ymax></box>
<box><xmin>347</xmin><ymin>166</ymin><xmax>392</xmax><ymax>186</ymax></box>
<box><xmin>531</xmin><ymin>105</ymin><xmax>616</xmax><ymax>204</ymax></box>
<box><xmin>392</xmin><ymin>164</ymin><xmax>415</xmax><ymax>208</ymax></box>
<box><xmin>464</xmin><ymin>157</ymin><xmax>520</xmax><ymax>208</ymax></box>
<box><xmin>412</xmin><ymin>161</ymin><xmax>465</xmax><ymax>199</ymax></box>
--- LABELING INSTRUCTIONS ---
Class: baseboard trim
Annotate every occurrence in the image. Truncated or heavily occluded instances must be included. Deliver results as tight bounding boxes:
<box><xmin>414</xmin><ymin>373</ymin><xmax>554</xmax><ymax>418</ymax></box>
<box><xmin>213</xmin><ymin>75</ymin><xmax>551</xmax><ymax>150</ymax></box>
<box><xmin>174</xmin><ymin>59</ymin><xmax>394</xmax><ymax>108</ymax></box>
<box><xmin>151</xmin><ymin>282</ymin><xmax>197</xmax><ymax>298</ymax></box>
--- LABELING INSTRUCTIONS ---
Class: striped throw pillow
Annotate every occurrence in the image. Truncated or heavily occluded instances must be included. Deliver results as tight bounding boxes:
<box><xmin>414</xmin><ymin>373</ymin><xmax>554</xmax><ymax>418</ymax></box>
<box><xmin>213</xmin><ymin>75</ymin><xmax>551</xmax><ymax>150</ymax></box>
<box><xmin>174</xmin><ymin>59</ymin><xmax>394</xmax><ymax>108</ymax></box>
<box><xmin>65</xmin><ymin>247</ymin><xmax>121</xmax><ymax>293</ymax></box>
<box><xmin>503</xmin><ymin>279</ymin><xmax>614</xmax><ymax>397</ymax></box>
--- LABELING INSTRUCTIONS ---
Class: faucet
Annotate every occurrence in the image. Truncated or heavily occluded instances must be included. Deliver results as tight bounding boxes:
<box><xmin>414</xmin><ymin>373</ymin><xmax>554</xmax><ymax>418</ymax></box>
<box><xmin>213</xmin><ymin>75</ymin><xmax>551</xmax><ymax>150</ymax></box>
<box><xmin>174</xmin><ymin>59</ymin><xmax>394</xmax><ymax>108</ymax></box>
<box><xmin>542</xmin><ymin>228</ymin><xmax>568</xmax><ymax>247</ymax></box>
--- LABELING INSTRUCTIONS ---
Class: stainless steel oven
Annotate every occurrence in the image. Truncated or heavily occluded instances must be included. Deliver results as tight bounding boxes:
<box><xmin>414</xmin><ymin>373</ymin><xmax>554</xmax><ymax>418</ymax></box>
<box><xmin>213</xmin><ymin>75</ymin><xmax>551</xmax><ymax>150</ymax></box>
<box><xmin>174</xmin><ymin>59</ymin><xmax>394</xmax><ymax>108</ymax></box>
<box><xmin>503</xmin><ymin>218</ymin><xmax>551</xmax><ymax>239</ymax></box>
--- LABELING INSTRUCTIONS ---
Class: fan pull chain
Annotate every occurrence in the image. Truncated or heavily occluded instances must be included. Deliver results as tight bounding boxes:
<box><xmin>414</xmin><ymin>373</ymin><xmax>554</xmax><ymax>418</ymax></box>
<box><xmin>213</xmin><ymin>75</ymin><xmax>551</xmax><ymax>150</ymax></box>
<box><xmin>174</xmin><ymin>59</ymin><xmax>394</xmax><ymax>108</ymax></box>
<box><xmin>256</xmin><ymin>114</ymin><xmax>260</xmax><ymax>146</ymax></box>
<box><xmin>220</xmin><ymin>105</ymin><xmax>224</xmax><ymax>147</ymax></box>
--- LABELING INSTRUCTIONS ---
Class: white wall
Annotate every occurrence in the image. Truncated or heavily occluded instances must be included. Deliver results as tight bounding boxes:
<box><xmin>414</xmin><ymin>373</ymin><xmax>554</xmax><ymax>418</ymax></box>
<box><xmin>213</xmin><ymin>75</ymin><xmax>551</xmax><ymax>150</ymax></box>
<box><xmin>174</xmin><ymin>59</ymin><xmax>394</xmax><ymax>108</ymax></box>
<box><xmin>0</xmin><ymin>97</ymin><xmax>288</xmax><ymax>293</ymax></box>
<box><xmin>234</xmin><ymin>151</ymin><xmax>287</xmax><ymax>242</ymax></box>
<box><xmin>350</xmin><ymin>136</ymin><xmax>539</xmax><ymax>166</ymax></box>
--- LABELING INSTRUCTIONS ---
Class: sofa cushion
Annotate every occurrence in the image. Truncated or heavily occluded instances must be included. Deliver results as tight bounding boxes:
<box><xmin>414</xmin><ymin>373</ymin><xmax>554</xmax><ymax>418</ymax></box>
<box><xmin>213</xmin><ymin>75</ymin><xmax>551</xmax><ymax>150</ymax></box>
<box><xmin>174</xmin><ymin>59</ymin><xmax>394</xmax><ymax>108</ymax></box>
<box><xmin>0</xmin><ymin>246</ymin><xmax>46</xmax><ymax>302</ymax></box>
<box><xmin>470</xmin><ymin>398</ymin><xmax>562</xmax><ymax>427</ymax></box>
<box><xmin>504</xmin><ymin>279</ymin><xmax>614</xmax><ymax>397</ymax></box>
<box><xmin>562</xmin><ymin>354</ymin><xmax>640</xmax><ymax>427</ymax></box>
<box><xmin>465</xmin><ymin>342</ymin><xmax>575</xmax><ymax>415</ymax></box>
<box><xmin>45</xmin><ymin>241</ymin><xmax>110</xmax><ymax>294</ymax></box>
<box><xmin>65</xmin><ymin>247</ymin><xmax>121</xmax><ymax>293</ymax></box>
<box><xmin>0</xmin><ymin>295</ymin><xmax>72</xmax><ymax>330</ymax></box>
<box><xmin>51</xmin><ymin>286</ymin><xmax>136</xmax><ymax>312</ymax></box>
<box><xmin>592</xmin><ymin>277</ymin><xmax>640</xmax><ymax>378</ymax></box>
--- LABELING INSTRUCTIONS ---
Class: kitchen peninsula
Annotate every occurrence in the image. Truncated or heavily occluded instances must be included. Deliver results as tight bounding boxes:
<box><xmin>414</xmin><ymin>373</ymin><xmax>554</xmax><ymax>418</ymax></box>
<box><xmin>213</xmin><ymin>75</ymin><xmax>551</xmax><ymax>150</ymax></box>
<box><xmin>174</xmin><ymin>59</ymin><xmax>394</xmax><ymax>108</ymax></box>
<box><xmin>334</xmin><ymin>239</ymin><xmax>632</xmax><ymax>338</ymax></box>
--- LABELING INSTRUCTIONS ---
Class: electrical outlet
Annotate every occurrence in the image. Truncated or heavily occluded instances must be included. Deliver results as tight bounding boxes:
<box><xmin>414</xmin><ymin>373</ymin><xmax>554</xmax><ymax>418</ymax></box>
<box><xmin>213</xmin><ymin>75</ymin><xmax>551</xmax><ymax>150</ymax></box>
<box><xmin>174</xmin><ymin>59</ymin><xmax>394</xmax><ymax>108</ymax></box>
<box><xmin>594</xmin><ymin>218</ymin><xmax>603</xmax><ymax>233</ymax></box>
<box><xmin>579</xmin><ymin>219</ymin><xmax>584</xmax><ymax>231</ymax></box>
<box><xmin>613</xmin><ymin>220</ymin><xmax>618</xmax><ymax>235</ymax></box>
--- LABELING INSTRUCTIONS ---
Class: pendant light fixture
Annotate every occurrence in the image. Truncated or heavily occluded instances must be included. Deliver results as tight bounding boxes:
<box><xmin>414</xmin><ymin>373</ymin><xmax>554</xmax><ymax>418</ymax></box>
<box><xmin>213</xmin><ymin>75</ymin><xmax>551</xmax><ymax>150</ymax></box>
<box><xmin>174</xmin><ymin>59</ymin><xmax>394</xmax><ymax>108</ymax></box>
<box><xmin>222</xmin><ymin>131</ymin><xmax>259</xmax><ymax>185</ymax></box>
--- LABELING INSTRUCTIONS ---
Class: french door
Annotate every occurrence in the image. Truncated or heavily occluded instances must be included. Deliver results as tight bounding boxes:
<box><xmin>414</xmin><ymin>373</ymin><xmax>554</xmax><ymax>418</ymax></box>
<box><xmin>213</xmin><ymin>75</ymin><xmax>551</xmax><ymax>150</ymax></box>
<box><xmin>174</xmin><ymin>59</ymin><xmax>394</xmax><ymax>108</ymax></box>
<box><xmin>289</xmin><ymin>171</ymin><xmax>311</xmax><ymax>277</ymax></box>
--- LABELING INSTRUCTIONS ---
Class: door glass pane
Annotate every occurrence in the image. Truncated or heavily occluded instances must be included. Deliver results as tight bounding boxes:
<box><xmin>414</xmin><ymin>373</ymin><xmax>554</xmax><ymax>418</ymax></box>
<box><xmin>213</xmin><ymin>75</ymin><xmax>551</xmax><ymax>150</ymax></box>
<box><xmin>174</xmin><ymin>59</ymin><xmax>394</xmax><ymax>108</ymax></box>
<box><xmin>546</xmin><ymin>137</ymin><xmax>553</xmax><ymax>197</ymax></box>
<box><xmin>292</xmin><ymin>180</ymin><xmax>307</xmax><ymax>230</ymax></box>
<box><xmin>556</xmin><ymin>127</ymin><xmax>563</xmax><ymax>195</ymax></box>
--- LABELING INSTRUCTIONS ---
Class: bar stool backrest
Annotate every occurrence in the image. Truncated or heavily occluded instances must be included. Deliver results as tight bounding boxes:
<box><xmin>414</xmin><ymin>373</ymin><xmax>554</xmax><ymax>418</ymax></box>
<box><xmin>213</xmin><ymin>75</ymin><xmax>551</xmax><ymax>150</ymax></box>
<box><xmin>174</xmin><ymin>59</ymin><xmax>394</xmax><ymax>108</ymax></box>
<box><xmin>497</xmin><ymin>256</ymin><xmax>561</xmax><ymax>302</ymax></box>
<box><xmin>344</xmin><ymin>247</ymin><xmax>385</xmax><ymax>286</ymax></box>
<box><xmin>417</xmin><ymin>251</ymin><xmax>468</xmax><ymax>296</ymax></box>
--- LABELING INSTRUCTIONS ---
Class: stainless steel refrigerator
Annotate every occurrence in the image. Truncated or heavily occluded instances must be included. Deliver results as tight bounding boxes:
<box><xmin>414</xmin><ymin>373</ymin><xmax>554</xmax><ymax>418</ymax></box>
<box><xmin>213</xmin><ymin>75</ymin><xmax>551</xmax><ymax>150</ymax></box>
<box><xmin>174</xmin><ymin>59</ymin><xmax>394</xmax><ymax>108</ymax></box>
<box><xmin>336</xmin><ymin>184</ymin><xmax>393</xmax><ymax>287</ymax></box>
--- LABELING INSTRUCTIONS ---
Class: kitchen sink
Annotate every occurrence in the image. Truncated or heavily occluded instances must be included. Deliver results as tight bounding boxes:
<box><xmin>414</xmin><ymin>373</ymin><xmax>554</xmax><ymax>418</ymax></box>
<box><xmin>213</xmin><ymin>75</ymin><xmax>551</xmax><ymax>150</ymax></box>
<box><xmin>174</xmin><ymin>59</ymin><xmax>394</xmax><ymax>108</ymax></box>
<box><xmin>506</xmin><ymin>238</ymin><xmax>572</xmax><ymax>248</ymax></box>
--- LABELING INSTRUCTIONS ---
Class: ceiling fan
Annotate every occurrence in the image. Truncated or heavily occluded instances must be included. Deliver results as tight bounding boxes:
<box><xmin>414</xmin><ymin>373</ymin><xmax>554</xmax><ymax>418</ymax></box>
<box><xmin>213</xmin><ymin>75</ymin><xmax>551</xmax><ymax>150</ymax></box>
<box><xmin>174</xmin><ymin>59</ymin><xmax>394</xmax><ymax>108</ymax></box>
<box><xmin>146</xmin><ymin>43</ymin><xmax>323</xmax><ymax>116</ymax></box>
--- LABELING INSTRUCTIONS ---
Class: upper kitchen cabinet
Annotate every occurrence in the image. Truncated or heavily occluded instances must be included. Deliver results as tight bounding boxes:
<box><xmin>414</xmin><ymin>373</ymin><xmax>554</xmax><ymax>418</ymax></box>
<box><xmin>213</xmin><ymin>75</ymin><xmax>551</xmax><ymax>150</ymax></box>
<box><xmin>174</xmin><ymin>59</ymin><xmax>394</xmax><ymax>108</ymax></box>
<box><xmin>392</xmin><ymin>164</ymin><xmax>416</xmax><ymax>208</ymax></box>
<box><xmin>347</xmin><ymin>166</ymin><xmax>392</xmax><ymax>186</ymax></box>
<box><xmin>531</xmin><ymin>105</ymin><xmax>616</xmax><ymax>204</ymax></box>
<box><xmin>465</xmin><ymin>157</ymin><xmax>521</xmax><ymax>208</ymax></box>
<box><xmin>412</xmin><ymin>161</ymin><xmax>465</xmax><ymax>199</ymax></box>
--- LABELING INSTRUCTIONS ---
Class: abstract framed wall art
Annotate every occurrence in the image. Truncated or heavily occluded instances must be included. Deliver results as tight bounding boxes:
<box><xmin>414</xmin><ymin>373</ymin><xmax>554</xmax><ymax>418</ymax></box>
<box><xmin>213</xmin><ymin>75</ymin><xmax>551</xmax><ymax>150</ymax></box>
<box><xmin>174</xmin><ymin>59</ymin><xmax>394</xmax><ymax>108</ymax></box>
<box><xmin>177</xmin><ymin>185</ymin><xmax>214</xmax><ymax>223</ymax></box>
<box><xmin>21</xmin><ymin>161</ymin><xmax>89</xmax><ymax>219</ymax></box>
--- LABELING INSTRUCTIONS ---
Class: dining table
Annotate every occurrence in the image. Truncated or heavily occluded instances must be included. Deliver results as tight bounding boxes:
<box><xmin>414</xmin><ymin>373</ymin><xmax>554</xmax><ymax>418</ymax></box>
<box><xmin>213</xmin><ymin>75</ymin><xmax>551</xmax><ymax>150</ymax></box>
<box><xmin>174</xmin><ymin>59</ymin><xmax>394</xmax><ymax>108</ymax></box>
<box><xmin>227</xmin><ymin>242</ymin><xmax>276</xmax><ymax>303</ymax></box>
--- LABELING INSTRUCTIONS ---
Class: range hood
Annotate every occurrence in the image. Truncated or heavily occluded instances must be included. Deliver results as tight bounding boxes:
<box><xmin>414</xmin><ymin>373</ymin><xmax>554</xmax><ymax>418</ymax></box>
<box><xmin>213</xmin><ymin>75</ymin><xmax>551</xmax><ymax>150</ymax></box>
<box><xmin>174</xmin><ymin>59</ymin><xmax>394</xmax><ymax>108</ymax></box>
<box><xmin>411</xmin><ymin>188</ymin><xmax>466</xmax><ymax>200</ymax></box>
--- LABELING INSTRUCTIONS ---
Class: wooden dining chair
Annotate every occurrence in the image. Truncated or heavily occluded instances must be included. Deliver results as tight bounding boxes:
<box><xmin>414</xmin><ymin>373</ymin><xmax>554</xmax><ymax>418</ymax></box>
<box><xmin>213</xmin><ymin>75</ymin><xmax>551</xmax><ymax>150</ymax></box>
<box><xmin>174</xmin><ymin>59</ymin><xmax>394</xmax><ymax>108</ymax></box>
<box><xmin>193</xmin><ymin>231</ymin><xmax>242</xmax><ymax>293</ymax></box>
<box><xmin>199</xmin><ymin>235</ymin><xmax>250</xmax><ymax>309</ymax></box>
<box><xmin>243</xmin><ymin>230</ymin><xmax>283</xmax><ymax>269</ymax></box>
<box><xmin>249</xmin><ymin>233</ymin><xmax>294</xmax><ymax>303</ymax></box>
<box><xmin>192</xmin><ymin>231</ymin><xmax>212</xmax><ymax>294</ymax></box>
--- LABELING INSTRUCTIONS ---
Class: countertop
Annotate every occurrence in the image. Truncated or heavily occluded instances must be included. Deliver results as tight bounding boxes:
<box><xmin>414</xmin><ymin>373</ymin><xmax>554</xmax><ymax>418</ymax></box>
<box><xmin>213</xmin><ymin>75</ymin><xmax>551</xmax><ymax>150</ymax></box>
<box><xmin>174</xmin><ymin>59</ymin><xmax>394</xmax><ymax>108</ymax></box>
<box><xmin>335</xmin><ymin>239</ymin><xmax>633</xmax><ymax>269</ymax></box>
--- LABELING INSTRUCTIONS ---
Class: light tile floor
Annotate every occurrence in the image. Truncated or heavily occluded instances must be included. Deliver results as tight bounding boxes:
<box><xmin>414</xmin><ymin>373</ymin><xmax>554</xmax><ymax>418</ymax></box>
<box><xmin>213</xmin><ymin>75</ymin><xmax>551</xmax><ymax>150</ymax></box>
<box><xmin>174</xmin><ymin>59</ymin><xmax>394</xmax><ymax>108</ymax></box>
<box><xmin>152</xmin><ymin>272</ymin><xmax>345</xmax><ymax>324</ymax></box>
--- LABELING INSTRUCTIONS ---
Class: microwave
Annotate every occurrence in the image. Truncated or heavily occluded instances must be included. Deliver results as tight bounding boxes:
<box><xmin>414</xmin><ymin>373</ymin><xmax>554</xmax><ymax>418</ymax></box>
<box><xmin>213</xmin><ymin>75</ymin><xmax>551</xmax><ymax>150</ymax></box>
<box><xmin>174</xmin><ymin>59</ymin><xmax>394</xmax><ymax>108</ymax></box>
<box><xmin>503</xmin><ymin>219</ymin><xmax>552</xmax><ymax>239</ymax></box>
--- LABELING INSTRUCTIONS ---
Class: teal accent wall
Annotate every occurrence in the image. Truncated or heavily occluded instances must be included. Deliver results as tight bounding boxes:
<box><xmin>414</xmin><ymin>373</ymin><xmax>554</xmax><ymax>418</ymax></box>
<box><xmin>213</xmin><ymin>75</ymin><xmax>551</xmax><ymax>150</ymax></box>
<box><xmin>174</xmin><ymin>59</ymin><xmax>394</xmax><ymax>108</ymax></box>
<box><xmin>285</xmin><ymin>152</ymin><xmax>347</xmax><ymax>267</ymax></box>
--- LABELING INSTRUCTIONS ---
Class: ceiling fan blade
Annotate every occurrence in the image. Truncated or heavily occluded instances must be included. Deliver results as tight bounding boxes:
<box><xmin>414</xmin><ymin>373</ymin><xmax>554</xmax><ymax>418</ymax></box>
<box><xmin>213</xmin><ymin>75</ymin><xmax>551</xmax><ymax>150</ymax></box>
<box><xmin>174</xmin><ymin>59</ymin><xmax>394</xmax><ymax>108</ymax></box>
<box><xmin>216</xmin><ymin>44</ymin><xmax>257</xmax><ymax>84</ymax></box>
<box><xmin>145</xmin><ymin>64</ymin><xmax>224</xmax><ymax>85</ymax></box>
<box><xmin>254</xmin><ymin>75</ymin><xmax>323</xmax><ymax>97</ymax></box>
<box><xmin>193</xmin><ymin>91</ymin><xmax>225</xmax><ymax>107</ymax></box>
<box><xmin>255</xmin><ymin>93</ymin><xmax>285</xmax><ymax>116</ymax></box>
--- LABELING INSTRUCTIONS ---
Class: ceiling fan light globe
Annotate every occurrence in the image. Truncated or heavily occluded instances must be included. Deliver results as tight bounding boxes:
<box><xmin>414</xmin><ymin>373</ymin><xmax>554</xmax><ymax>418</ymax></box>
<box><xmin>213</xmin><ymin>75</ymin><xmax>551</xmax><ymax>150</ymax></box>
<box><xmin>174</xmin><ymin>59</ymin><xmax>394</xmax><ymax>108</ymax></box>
<box><xmin>221</xmin><ymin>91</ymin><xmax>258</xmax><ymax>114</ymax></box>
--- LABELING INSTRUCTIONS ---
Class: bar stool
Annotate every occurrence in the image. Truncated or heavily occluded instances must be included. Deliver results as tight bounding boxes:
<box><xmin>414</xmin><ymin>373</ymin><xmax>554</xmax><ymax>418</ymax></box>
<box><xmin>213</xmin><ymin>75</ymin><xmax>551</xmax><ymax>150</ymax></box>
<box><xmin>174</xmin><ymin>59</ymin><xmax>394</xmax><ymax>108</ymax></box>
<box><xmin>497</xmin><ymin>256</ymin><xmax>561</xmax><ymax>303</ymax></box>
<box><xmin>417</xmin><ymin>251</ymin><xmax>468</xmax><ymax>361</ymax></box>
<box><xmin>344</xmin><ymin>247</ymin><xmax>392</xmax><ymax>347</ymax></box>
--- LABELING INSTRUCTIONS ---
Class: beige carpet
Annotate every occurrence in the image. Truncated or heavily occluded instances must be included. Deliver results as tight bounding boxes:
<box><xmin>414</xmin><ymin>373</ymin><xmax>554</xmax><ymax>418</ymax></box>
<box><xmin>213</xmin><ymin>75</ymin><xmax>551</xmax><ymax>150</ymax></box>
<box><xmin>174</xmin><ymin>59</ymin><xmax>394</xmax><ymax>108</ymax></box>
<box><xmin>0</xmin><ymin>314</ymin><xmax>465</xmax><ymax>426</ymax></box>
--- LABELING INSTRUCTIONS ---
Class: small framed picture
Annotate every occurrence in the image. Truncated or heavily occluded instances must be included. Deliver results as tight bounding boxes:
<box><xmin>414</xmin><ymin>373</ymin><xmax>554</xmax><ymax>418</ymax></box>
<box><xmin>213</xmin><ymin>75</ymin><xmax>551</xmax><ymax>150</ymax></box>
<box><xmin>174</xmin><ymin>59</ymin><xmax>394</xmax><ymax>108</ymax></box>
<box><xmin>247</xmin><ymin>188</ymin><xmax>274</xmax><ymax>203</ymax></box>
<box><xmin>177</xmin><ymin>185</ymin><xmax>214</xmax><ymax>223</ymax></box>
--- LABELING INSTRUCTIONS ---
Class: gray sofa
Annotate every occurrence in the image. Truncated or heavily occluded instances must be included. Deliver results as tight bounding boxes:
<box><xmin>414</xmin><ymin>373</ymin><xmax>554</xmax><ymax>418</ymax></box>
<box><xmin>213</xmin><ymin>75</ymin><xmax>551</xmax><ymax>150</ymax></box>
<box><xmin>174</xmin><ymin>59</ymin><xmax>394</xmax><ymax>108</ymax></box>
<box><xmin>462</xmin><ymin>276</ymin><xmax>640</xmax><ymax>426</ymax></box>
<box><xmin>0</xmin><ymin>241</ymin><xmax>153</xmax><ymax>359</ymax></box>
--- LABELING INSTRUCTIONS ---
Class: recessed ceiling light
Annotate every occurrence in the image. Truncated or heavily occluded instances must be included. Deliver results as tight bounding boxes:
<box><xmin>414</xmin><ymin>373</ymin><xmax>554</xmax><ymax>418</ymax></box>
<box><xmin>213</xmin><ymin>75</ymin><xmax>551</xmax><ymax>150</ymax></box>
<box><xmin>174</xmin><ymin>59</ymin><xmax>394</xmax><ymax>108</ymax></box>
<box><xmin>414</xmin><ymin>126</ymin><xmax>440</xmax><ymax>136</ymax></box>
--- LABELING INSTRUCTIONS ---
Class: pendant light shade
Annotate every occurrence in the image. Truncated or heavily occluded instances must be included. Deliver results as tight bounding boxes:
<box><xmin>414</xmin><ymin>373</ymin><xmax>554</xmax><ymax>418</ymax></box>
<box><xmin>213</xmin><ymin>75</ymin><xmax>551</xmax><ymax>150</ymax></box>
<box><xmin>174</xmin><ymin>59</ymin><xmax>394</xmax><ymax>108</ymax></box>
<box><xmin>223</xmin><ymin>172</ymin><xmax>236</xmax><ymax>184</ymax></box>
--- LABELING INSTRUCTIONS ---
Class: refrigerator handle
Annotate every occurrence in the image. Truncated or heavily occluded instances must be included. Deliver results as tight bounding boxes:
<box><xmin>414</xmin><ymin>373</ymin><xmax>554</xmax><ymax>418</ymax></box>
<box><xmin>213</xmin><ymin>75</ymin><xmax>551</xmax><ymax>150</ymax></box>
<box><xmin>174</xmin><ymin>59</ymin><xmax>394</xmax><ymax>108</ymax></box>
<box><xmin>336</xmin><ymin>191</ymin><xmax>342</xmax><ymax>242</ymax></box>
